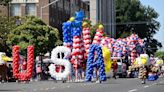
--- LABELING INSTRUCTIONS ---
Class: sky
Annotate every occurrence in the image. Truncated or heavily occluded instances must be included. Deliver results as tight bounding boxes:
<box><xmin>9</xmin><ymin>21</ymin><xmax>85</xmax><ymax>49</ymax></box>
<box><xmin>140</xmin><ymin>0</ymin><xmax>164</xmax><ymax>51</ymax></box>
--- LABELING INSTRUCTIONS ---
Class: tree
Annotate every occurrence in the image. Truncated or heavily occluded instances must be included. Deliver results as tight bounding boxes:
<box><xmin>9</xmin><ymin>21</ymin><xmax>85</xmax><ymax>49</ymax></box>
<box><xmin>116</xmin><ymin>0</ymin><xmax>162</xmax><ymax>55</ymax></box>
<box><xmin>155</xmin><ymin>51</ymin><xmax>164</xmax><ymax>60</ymax></box>
<box><xmin>7</xmin><ymin>16</ymin><xmax>62</xmax><ymax>57</ymax></box>
<box><xmin>0</xmin><ymin>0</ymin><xmax>11</xmax><ymax>5</ymax></box>
<box><xmin>0</xmin><ymin>16</ymin><xmax>17</xmax><ymax>56</ymax></box>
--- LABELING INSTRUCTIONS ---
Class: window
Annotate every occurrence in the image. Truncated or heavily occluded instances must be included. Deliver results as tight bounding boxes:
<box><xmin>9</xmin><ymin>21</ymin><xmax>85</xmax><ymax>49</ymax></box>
<box><xmin>26</xmin><ymin>3</ymin><xmax>36</xmax><ymax>16</ymax></box>
<box><xmin>10</xmin><ymin>4</ymin><xmax>21</xmax><ymax>16</ymax></box>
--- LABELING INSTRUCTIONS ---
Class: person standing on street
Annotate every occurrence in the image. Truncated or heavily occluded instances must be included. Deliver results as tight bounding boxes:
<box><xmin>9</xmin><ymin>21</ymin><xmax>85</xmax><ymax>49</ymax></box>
<box><xmin>139</xmin><ymin>65</ymin><xmax>147</xmax><ymax>84</ymax></box>
<box><xmin>36</xmin><ymin>64</ymin><xmax>42</xmax><ymax>81</ymax></box>
<box><xmin>112</xmin><ymin>60</ymin><xmax>118</xmax><ymax>79</ymax></box>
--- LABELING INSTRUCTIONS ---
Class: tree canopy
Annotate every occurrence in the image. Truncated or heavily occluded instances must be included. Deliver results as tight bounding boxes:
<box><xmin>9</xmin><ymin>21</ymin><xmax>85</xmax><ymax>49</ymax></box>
<box><xmin>0</xmin><ymin>0</ymin><xmax>11</xmax><ymax>5</ymax></box>
<box><xmin>7</xmin><ymin>16</ymin><xmax>62</xmax><ymax>57</ymax></box>
<box><xmin>0</xmin><ymin>16</ymin><xmax>17</xmax><ymax>56</ymax></box>
<box><xmin>116</xmin><ymin>0</ymin><xmax>162</xmax><ymax>55</ymax></box>
<box><xmin>155</xmin><ymin>51</ymin><xmax>164</xmax><ymax>60</ymax></box>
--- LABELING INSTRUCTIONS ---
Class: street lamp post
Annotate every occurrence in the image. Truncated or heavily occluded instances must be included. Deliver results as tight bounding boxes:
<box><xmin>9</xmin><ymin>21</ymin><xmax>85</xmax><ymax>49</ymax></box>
<box><xmin>40</xmin><ymin>0</ymin><xmax>60</xmax><ymax>19</ymax></box>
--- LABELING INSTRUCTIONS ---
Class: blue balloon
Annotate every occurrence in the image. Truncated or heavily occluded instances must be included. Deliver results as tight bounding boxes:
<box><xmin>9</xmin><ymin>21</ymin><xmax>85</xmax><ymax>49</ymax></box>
<box><xmin>75</xmin><ymin>10</ymin><xmax>85</xmax><ymax>21</ymax></box>
<box><xmin>85</xmin><ymin>44</ymin><xmax>106</xmax><ymax>82</ymax></box>
<box><xmin>72</xmin><ymin>21</ymin><xmax>82</xmax><ymax>36</ymax></box>
<box><xmin>62</xmin><ymin>10</ymin><xmax>85</xmax><ymax>43</ymax></box>
<box><xmin>62</xmin><ymin>22</ymin><xmax>73</xmax><ymax>43</ymax></box>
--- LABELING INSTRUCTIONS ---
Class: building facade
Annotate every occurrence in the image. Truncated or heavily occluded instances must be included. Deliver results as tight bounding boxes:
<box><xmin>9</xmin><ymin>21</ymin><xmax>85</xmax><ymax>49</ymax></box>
<box><xmin>90</xmin><ymin>0</ymin><xmax>116</xmax><ymax>38</ymax></box>
<box><xmin>0</xmin><ymin>0</ymin><xmax>89</xmax><ymax>30</ymax></box>
<box><xmin>49</xmin><ymin>0</ymin><xmax>89</xmax><ymax>31</ymax></box>
<box><xmin>0</xmin><ymin>5</ymin><xmax>8</xmax><ymax>16</ymax></box>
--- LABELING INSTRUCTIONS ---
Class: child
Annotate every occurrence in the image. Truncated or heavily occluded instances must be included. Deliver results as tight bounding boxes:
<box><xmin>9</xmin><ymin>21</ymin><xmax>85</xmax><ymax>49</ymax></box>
<box><xmin>36</xmin><ymin>65</ymin><xmax>42</xmax><ymax>81</ymax></box>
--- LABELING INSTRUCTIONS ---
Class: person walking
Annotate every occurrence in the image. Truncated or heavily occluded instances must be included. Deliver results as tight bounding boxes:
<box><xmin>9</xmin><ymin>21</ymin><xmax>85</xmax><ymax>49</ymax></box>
<box><xmin>7</xmin><ymin>64</ymin><xmax>13</xmax><ymax>82</ymax></box>
<box><xmin>36</xmin><ymin>65</ymin><xmax>42</xmax><ymax>81</ymax></box>
<box><xmin>112</xmin><ymin>60</ymin><xmax>118</xmax><ymax>79</ymax></box>
<box><xmin>139</xmin><ymin>65</ymin><xmax>147</xmax><ymax>84</ymax></box>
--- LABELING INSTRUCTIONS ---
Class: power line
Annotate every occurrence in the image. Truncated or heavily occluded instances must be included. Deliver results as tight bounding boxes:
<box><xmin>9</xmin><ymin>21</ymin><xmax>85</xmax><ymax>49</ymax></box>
<box><xmin>103</xmin><ymin>21</ymin><xmax>151</xmax><ymax>25</ymax></box>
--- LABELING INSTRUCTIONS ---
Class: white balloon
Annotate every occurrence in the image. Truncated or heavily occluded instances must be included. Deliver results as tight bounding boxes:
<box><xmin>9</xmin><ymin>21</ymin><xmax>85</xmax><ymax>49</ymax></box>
<box><xmin>73</xmin><ymin>38</ymin><xmax>80</xmax><ymax>42</ymax></box>
<box><xmin>50</xmin><ymin>46</ymin><xmax>71</xmax><ymax>80</ymax></box>
<box><xmin>49</xmin><ymin>59</ymin><xmax>71</xmax><ymax>79</ymax></box>
<box><xmin>51</xmin><ymin>46</ymin><xmax>71</xmax><ymax>60</ymax></box>
<box><xmin>73</xmin><ymin>44</ymin><xmax>80</xmax><ymax>47</ymax></box>
<box><xmin>84</xmin><ymin>35</ymin><xmax>91</xmax><ymax>39</ymax></box>
<box><xmin>78</xmin><ymin>55</ymin><xmax>83</xmax><ymax>59</ymax></box>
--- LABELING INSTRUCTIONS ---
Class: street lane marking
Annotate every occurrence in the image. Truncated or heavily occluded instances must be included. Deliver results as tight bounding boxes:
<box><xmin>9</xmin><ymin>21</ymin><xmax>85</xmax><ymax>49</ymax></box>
<box><xmin>152</xmin><ymin>83</ymin><xmax>157</xmax><ymax>85</ymax></box>
<box><xmin>66</xmin><ymin>86</ymin><xmax>70</xmax><ymax>88</ymax></box>
<box><xmin>128</xmin><ymin>89</ymin><xmax>137</xmax><ymax>92</ymax></box>
<box><xmin>144</xmin><ymin>85</ymin><xmax>149</xmax><ymax>88</ymax></box>
<box><xmin>45</xmin><ymin>88</ymin><xmax>49</xmax><ymax>90</ymax></box>
<box><xmin>33</xmin><ymin>89</ymin><xmax>37</xmax><ymax>91</ymax></box>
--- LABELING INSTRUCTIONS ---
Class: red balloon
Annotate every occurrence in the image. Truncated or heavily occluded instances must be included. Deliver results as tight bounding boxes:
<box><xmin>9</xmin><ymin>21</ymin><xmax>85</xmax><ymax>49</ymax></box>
<box><xmin>12</xmin><ymin>45</ymin><xmax>34</xmax><ymax>81</ymax></box>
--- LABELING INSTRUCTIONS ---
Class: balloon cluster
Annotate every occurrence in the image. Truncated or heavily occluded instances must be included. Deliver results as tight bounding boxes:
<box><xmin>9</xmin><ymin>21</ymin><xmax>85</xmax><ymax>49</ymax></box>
<box><xmin>101</xmin><ymin>33</ymin><xmax>145</xmax><ymax>63</ymax></box>
<box><xmin>62</xmin><ymin>22</ymin><xmax>73</xmax><ymax>44</ymax></box>
<box><xmin>148</xmin><ymin>73</ymin><xmax>158</xmax><ymax>81</ymax></box>
<box><xmin>154</xmin><ymin>58</ymin><xmax>163</xmax><ymax>66</ymax></box>
<box><xmin>49</xmin><ymin>46</ymin><xmax>71</xmax><ymax>80</ymax></box>
<box><xmin>13</xmin><ymin>45</ymin><xmax>34</xmax><ymax>81</ymax></box>
<box><xmin>85</xmin><ymin>44</ymin><xmax>106</xmax><ymax>81</ymax></box>
<box><xmin>102</xmin><ymin>47</ymin><xmax>112</xmax><ymax>73</ymax></box>
<box><xmin>134</xmin><ymin>54</ymin><xmax>150</xmax><ymax>66</ymax></box>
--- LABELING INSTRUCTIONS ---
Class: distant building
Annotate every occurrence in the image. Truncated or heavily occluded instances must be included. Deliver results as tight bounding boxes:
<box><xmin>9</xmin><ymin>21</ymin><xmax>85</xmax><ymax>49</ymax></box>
<box><xmin>89</xmin><ymin>0</ymin><xmax>116</xmax><ymax>38</ymax></box>
<box><xmin>0</xmin><ymin>0</ymin><xmax>89</xmax><ymax>31</ymax></box>
<box><xmin>0</xmin><ymin>5</ymin><xmax>8</xmax><ymax>16</ymax></box>
<box><xmin>49</xmin><ymin>0</ymin><xmax>89</xmax><ymax>31</ymax></box>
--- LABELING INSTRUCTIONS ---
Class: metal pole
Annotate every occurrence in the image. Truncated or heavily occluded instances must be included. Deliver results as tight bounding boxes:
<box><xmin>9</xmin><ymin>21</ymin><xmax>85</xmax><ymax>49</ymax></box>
<box><xmin>41</xmin><ymin>7</ymin><xmax>43</xmax><ymax>19</ymax></box>
<box><xmin>8</xmin><ymin>3</ymin><xmax>10</xmax><ymax>20</ymax></box>
<box><xmin>98</xmin><ymin>0</ymin><xmax>102</xmax><ymax>22</ymax></box>
<box><xmin>40</xmin><ymin>0</ymin><xmax>60</xmax><ymax>19</ymax></box>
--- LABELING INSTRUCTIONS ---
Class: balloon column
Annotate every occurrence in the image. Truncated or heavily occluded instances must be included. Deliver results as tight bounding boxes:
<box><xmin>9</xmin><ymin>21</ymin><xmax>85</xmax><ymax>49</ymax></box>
<box><xmin>102</xmin><ymin>46</ymin><xmax>112</xmax><ymax>73</ymax></box>
<box><xmin>13</xmin><ymin>45</ymin><xmax>34</xmax><ymax>81</ymax></box>
<box><xmin>85</xmin><ymin>24</ymin><xmax>107</xmax><ymax>82</ymax></box>
<box><xmin>62</xmin><ymin>11</ymin><xmax>86</xmax><ymax>81</ymax></box>
<box><xmin>85</xmin><ymin>44</ymin><xmax>106</xmax><ymax>81</ymax></box>
<box><xmin>71</xmin><ymin>19</ymin><xmax>84</xmax><ymax>67</ymax></box>
<box><xmin>92</xmin><ymin>24</ymin><xmax>104</xmax><ymax>45</ymax></box>
<box><xmin>62</xmin><ymin>21</ymin><xmax>73</xmax><ymax>50</ymax></box>
<box><xmin>82</xmin><ymin>21</ymin><xmax>91</xmax><ymax>59</ymax></box>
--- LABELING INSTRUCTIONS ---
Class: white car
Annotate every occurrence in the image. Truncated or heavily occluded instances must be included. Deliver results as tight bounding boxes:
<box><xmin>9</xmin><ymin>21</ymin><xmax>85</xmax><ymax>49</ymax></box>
<box><xmin>111</xmin><ymin>57</ymin><xmax>126</xmax><ymax>78</ymax></box>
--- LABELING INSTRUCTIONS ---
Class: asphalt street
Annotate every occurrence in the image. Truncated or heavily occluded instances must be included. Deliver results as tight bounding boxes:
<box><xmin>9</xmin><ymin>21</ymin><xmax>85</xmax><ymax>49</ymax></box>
<box><xmin>0</xmin><ymin>77</ymin><xmax>164</xmax><ymax>92</ymax></box>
